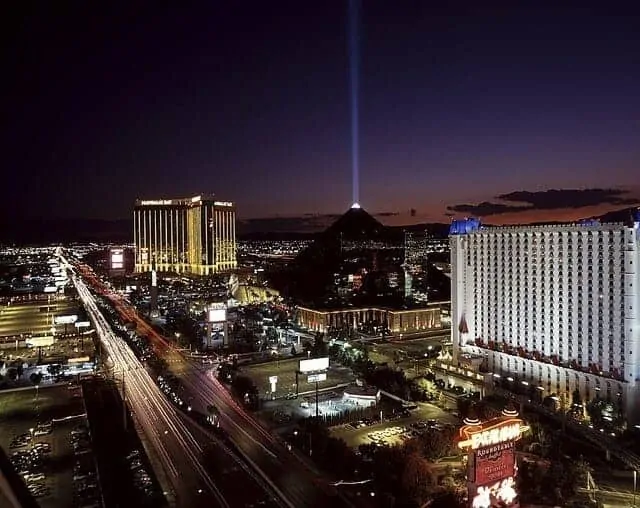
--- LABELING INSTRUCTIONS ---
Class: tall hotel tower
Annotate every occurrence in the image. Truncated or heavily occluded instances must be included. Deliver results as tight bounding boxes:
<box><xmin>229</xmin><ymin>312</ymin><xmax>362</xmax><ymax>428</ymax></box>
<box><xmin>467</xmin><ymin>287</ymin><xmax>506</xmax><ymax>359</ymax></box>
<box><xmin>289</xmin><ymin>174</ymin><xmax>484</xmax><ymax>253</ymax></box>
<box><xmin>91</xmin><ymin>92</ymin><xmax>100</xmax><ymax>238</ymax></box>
<box><xmin>133</xmin><ymin>195</ymin><xmax>237</xmax><ymax>275</ymax></box>
<box><xmin>450</xmin><ymin>213</ymin><xmax>640</xmax><ymax>423</ymax></box>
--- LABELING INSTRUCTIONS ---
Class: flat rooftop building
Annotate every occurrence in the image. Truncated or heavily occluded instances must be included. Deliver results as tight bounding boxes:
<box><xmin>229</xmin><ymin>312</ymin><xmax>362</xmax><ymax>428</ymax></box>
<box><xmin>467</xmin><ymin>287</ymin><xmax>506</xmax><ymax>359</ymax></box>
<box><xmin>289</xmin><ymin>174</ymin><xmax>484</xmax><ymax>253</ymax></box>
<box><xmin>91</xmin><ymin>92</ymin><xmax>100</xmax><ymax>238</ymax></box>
<box><xmin>133</xmin><ymin>194</ymin><xmax>237</xmax><ymax>275</ymax></box>
<box><xmin>450</xmin><ymin>213</ymin><xmax>640</xmax><ymax>423</ymax></box>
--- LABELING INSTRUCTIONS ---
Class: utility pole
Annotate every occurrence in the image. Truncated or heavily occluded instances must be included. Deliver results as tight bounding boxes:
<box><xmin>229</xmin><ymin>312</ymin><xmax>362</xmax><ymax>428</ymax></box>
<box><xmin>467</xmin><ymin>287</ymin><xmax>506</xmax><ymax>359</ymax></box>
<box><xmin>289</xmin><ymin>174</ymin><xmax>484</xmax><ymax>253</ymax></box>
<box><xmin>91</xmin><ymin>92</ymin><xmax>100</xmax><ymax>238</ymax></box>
<box><xmin>315</xmin><ymin>381</ymin><xmax>319</xmax><ymax>419</ymax></box>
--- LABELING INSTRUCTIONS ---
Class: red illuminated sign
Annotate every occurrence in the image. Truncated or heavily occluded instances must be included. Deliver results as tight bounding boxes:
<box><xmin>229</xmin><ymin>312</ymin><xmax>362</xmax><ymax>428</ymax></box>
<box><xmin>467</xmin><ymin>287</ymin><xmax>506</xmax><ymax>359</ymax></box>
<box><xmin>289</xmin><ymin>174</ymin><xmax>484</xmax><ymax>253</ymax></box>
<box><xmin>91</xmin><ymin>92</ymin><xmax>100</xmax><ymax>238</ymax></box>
<box><xmin>460</xmin><ymin>415</ymin><xmax>526</xmax><ymax>508</ymax></box>
<box><xmin>458</xmin><ymin>417</ymin><xmax>524</xmax><ymax>450</ymax></box>
<box><xmin>473</xmin><ymin>441</ymin><xmax>516</xmax><ymax>486</ymax></box>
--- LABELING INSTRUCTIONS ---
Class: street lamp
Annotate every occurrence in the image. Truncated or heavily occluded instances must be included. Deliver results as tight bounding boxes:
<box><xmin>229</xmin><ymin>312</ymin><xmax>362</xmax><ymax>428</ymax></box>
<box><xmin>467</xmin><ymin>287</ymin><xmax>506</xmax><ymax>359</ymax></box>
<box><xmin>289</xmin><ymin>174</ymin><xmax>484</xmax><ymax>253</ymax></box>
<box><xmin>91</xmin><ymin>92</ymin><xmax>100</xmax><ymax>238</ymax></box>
<box><xmin>633</xmin><ymin>470</ymin><xmax>637</xmax><ymax>507</ymax></box>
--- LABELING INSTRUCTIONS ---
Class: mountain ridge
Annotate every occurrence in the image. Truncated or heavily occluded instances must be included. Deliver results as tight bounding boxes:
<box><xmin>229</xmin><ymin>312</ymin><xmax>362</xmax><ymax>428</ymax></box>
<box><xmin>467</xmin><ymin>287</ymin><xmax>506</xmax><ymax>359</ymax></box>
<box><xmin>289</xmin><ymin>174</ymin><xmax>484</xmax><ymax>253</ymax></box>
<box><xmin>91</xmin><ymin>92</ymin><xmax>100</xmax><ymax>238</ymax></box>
<box><xmin>1</xmin><ymin>206</ymin><xmax>637</xmax><ymax>244</ymax></box>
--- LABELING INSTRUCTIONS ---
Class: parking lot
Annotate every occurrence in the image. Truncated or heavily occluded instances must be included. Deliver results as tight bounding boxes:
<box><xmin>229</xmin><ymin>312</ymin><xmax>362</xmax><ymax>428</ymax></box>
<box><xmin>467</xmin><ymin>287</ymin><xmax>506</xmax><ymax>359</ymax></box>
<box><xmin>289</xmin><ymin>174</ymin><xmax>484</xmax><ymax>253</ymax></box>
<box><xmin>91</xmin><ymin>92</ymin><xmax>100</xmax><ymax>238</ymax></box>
<box><xmin>0</xmin><ymin>384</ymin><xmax>101</xmax><ymax>508</ymax></box>
<box><xmin>330</xmin><ymin>401</ymin><xmax>460</xmax><ymax>448</ymax></box>
<box><xmin>241</xmin><ymin>357</ymin><xmax>356</xmax><ymax>398</ymax></box>
<box><xmin>0</xmin><ymin>296</ymin><xmax>79</xmax><ymax>338</ymax></box>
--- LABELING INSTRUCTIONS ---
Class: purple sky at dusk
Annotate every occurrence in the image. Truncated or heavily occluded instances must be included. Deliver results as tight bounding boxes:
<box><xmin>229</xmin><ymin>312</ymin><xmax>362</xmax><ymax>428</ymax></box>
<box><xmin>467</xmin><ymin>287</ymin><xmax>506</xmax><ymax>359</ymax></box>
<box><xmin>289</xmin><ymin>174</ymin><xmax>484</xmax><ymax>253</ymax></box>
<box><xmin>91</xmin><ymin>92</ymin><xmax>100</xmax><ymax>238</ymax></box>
<box><xmin>4</xmin><ymin>3</ymin><xmax>639</xmax><ymax>230</ymax></box>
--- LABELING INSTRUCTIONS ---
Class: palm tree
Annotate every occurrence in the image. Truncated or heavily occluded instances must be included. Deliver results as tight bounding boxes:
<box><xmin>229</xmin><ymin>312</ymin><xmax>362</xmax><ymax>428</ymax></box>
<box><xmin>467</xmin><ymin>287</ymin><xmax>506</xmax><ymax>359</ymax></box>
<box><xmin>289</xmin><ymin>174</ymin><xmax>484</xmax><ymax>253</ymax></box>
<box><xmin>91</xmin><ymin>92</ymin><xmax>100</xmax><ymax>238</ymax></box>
<box><xmin>30</xmin><ymin>372</ymin><xmax>43</xmax><ymax>400</ymax></box>
<box><xmin>527</xmin><ymin>422</ymin><xmax>551</xmax><ymax>457</ymax></box>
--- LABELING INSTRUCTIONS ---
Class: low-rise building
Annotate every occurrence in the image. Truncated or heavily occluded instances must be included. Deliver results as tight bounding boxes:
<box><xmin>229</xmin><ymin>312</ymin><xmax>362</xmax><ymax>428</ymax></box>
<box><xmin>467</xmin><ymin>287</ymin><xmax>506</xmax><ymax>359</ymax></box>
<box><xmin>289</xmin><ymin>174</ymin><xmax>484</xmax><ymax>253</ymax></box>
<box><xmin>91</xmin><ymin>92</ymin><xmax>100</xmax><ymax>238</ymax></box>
<box><xmin>296</xmin><ymin>301</ymin><xmax>446</xmax><ymax>335</ymax></box>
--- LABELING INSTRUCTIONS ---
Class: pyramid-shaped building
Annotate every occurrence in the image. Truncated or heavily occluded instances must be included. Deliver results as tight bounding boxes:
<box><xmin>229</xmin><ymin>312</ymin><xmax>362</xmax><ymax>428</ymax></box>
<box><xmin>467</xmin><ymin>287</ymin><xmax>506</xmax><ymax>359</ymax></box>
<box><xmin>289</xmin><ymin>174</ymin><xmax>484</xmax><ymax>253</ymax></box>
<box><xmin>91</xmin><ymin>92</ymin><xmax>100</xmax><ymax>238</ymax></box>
<box><xmin>283</xmin><ymin>204</ymin><xmax>399</xmax><ymax>303</ymax></box>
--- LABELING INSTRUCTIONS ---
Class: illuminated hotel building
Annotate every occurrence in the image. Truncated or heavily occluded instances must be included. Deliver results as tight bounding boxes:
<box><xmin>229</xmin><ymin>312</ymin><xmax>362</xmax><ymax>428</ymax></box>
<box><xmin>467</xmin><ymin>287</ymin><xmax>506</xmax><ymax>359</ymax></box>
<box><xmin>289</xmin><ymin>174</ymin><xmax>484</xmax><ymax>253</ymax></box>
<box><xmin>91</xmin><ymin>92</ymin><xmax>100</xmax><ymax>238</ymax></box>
<box><xmin>450</xmin><ymin>214</ymin><xmax>640</xmax><ymax>423</ymax></box>
<box><xmin>133</xmin><ymin>195</ymin><xmax>236</xmax><ymax>275</ymax></box>
<box><xmin>296</xmin><ymin>302</ymin><xmax>444</xmax><ymax>334</ymax></box>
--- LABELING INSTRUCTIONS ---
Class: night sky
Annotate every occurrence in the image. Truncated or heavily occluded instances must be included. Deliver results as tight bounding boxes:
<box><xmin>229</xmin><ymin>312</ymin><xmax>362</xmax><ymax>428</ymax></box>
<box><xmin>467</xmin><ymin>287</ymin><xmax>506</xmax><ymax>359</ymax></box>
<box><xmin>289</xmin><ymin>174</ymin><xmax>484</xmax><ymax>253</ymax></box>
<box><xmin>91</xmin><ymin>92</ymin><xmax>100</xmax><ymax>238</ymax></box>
<box><xmin>4</xmin><ymin>3</ymin><xmax>639</xmax><ymax>231</ymax></box>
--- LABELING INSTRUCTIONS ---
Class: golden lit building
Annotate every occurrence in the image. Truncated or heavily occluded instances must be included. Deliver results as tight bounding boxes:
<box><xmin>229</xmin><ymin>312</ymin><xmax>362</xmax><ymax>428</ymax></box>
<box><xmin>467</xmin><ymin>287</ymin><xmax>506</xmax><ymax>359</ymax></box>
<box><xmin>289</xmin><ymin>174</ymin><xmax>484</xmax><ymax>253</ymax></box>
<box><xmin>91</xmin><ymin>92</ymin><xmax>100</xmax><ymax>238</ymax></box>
<box><xmin>133</xmin><ymin>195</ymin><xmax>236</xmax><ymax>275</ymax></box>
<box><xmin>296</xmin><ymin>302</ymin><xmax>445</xmax><ymax>335</ymax></box>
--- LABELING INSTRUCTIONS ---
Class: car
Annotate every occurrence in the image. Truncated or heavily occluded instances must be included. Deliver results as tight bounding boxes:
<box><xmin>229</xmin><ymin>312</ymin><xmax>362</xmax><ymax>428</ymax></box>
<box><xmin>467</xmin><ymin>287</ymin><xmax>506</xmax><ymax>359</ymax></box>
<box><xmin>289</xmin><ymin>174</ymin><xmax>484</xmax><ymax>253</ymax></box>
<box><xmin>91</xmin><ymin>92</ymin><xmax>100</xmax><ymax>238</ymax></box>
<box><xmin>22</xmin><ymin>472</ymin><xmax>46</xmax><ymax>482</ymax></box>
<box><xmin>33</xmin><ymin>443</ymin><xmax>51</xmax><ymax>454</ymax></box>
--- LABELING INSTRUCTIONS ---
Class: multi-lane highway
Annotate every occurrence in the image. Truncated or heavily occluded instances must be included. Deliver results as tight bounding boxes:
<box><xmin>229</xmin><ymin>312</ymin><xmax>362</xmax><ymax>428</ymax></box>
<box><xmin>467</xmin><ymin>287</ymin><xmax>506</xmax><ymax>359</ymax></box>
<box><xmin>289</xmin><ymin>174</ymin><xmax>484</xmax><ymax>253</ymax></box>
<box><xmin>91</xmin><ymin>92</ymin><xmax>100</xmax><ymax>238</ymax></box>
<box><xmin>63</xmin><ymin>254</ymin><xmax>279</xmax><ymax>508</ymax></box>
<box><xmin>117</xmin><ymin>296</ymin><xmax>353</xmax><ymax>508</ymax></box>
<box><xmin>68</xmin><ymin>257</ymin><xmax>356</xmax><ymax>508</ymax></box>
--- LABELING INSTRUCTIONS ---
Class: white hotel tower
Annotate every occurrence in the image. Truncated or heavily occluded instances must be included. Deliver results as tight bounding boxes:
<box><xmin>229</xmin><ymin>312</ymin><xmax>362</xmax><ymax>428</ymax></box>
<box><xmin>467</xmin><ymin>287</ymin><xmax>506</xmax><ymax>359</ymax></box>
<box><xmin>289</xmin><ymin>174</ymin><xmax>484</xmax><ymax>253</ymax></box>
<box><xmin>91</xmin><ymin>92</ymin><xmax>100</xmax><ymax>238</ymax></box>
<box><xmin>450</xmin><ymin>213</ymin><xmax>640</xmax><ymax>423</ymax></box>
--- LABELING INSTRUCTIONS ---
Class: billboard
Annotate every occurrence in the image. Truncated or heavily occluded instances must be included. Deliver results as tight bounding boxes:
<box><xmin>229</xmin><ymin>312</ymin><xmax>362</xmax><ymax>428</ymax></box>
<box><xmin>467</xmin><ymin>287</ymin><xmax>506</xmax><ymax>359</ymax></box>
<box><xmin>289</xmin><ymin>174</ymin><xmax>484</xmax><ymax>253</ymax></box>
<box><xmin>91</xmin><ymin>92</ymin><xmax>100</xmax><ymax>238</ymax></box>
<box><xmin>472</xmin><ymin>441</ymin><xmax>516</xmax><ymax>486</ymax></box>
<box><xmin>299</xmin><ymin>357</ymin><xmax>329</xmax><ymax>374</ymax></box>
<box><xmin>44</xmin><ymin>286</ymin><xmax>57</xmax><ymax>293</ymax></box>
<box><xmin>74</xmin><ymin>321</ymin><xmax>91</xmax><ymax>328</ymax></box>
<box><xmin>54</xmin><ymin>314</ymin><xmax>78</xmax><ymax>325</ymax></box>
<box><xmin>208</xmin><ymin>303</ymin><xmax>227</xmax><ymax>323</ymax></box>
<box><xmin>110</xmin><ymin>248</ymin><xmax>124</xmax><ymax>270</ymax></box>
<box><xmin>307</xmin><ymin>372</ymin><xmax>327</xmax><ymax>383</ymax></box>
<box><xmin>26</xmin><ymin>336</ymin><xmax>55</xmax><ymax>347</ymax></box>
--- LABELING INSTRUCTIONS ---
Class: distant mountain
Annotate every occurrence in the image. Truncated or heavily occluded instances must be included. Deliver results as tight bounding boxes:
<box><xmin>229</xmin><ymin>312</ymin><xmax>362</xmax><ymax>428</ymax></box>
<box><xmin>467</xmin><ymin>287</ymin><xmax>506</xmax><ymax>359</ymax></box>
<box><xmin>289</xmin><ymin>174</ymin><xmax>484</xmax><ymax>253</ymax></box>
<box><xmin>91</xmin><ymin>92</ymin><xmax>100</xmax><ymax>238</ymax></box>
<box><xmin>592</xmin><ymin>206</ymin><xmax>639</xmax><ymax>224</ymax></box>
<box><xmin>22</xmin><ymin>206</ymin><xmax>638</xmax><ymax>246</ymax></box>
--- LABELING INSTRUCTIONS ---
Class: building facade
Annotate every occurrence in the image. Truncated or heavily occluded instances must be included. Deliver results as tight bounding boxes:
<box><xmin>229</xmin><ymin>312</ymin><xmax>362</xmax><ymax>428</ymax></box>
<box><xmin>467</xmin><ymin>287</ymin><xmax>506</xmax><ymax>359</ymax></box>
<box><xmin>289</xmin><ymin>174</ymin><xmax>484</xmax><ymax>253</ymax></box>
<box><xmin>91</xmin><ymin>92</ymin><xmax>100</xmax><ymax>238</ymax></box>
<box><xmin>296</xmin><ymin>302</ymin><xmax>445</xmax><ymax>334</ymax></box>
<box><xmin>450</xmin><ymin>216</ymin><xmax>640</xmax><ymax>422</ymax></box>
<box><xmin>133</xmin><ymin>195</ymin><xmax>236</xmax><ymax>275</ymax></box>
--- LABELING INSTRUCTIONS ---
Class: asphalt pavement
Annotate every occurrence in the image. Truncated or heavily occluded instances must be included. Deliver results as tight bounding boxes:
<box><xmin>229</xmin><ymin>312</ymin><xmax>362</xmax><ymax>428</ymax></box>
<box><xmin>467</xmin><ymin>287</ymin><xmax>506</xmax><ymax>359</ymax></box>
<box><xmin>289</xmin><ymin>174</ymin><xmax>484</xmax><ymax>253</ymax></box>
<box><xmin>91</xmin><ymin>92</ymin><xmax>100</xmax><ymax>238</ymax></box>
<box><xmin>64</xmin><ymin>255</ymin><xmax>239</xmax><ymax>507</ymax></box>
<box><xmin>89</xmin><ymin>269</ymin><xmax>357</xmax><ymax>508</ymax></box>
<box><xmin>0</xmin><ymin>298</ymin><xmax>77</xmax><ymax>337</ymax></box>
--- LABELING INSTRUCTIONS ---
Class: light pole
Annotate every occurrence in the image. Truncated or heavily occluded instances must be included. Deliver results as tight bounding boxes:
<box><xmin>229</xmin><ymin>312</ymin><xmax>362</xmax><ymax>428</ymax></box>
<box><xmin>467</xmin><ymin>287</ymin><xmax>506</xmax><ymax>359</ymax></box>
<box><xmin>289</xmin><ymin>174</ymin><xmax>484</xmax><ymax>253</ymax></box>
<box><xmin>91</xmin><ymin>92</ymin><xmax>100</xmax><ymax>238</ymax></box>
<box><xmin>633</xmin><ymin>469</ymin><xmax>637</xmax><ymax>507</ymax></box>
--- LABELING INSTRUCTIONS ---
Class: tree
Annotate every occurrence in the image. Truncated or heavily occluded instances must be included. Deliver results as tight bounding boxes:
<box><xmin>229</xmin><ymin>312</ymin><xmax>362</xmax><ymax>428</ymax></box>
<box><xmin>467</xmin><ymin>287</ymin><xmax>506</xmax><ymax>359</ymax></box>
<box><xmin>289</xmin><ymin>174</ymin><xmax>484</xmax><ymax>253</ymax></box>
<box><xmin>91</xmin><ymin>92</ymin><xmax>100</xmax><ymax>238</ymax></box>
<box><xmin>401</xmin><ymin>453</ymin><xmax>432</xmax><ymax>507</ymax></box>
<box><xmin>266</xmin><ymin>327</ymin><xmax>278</xmax><ymax>343</ymax></box>
<box><xmin>30</xmin><ymin>372</ymin><xmax>43</xmax><ymax>400</ymax></box>
<box><xmin>419</xmin><ymin>427</ymin><xmax>456</xmax><ymax>461</ymax></box>
<box><xmin>429</xmin><ymin>487</ymin><xmax>466</xmax><ymax>508</ymax></box>
<box><xmin>571</xmin><ymin>388</ymin><xmax>582</xmax><ymax>407</ymax></box>
<box><xmin>47</xmin><ymin>364</ymin><xmax>61</xmax><ymax>377</ymax></box>
<box><xmin>526</xmin><ymin>421</ymin><xmax>552</xmax><ymax>458</ymax></box>
<box><xmin>312</xmin><ymin>333</ymin><xmax>327</xmax><ymax>357</ymax></box>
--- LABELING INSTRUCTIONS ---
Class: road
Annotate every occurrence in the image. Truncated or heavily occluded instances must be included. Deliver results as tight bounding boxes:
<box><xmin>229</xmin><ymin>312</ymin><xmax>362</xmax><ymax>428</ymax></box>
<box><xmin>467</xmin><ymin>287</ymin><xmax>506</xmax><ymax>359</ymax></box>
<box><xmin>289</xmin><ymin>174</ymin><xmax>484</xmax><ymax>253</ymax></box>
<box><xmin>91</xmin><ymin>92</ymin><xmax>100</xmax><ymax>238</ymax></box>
<box><xmin>121</xmin><ymin>304</ymin><xmax>354</xmax><ymax>508</ymax></box>
<box><xmin>62</xmin><ymin>254</ymin><xmax>276</xmax><ymax>508</ymax></box>
<box><xmin>70</xmin><ymin>261</ymin><xmax>357</xmax><ymax>507</ymax></box>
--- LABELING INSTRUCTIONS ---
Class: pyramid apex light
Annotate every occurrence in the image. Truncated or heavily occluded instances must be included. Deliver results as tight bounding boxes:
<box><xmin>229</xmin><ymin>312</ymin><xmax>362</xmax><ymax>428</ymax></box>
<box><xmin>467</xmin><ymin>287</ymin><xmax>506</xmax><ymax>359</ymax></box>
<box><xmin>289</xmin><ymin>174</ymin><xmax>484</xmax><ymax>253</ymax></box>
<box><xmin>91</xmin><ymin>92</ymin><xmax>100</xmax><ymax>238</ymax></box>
<box><xmin>351</xmin><ymin>202</ymin><xmax>361</xmax><ymax>209</ymax></box>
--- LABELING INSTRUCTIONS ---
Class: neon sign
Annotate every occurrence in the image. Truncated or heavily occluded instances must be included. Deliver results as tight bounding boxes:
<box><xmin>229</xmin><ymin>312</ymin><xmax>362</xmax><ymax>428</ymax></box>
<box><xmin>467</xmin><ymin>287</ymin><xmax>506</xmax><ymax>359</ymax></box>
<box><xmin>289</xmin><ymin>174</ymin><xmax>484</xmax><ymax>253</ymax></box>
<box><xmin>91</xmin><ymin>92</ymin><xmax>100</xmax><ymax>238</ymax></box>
<box><xmin>471</xmin><ymin>477</ymin><xmax>517</xmax><ymax>508</ymax></box>
<box><xmin>458</xmin><ymin>418</ymin><xmax>524</xmax><ymax>450</ymax></box>
<box><xmin>214</xmin><ymin>201</ymin><xmax>233</xmax><ymax>207</ymax></box>
<box><xmin>140</xmin><ymin>200</ymin><xmax>173</xmax><ymax>206</ymax></box>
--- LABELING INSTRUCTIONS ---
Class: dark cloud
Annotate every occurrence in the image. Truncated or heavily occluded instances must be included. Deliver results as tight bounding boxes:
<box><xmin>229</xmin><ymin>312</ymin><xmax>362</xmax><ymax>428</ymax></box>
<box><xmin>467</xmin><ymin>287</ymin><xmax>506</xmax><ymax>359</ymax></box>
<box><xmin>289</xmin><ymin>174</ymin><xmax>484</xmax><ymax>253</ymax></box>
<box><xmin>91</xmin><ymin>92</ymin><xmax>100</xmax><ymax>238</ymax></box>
<box><xmin>448</xmin><ymin>188</ymin><xmax>638</xmax><ymax>216</ymax></box>
<box><xmin>447</xmin><ymin>201</ymin><xmax>530</xmax><ymax>216</ymax></box>
<box><xmin>497</xmin><ymin>189</ymin><xmax>638</xmax><ymax>209</ymax></box>
<box><xmin>376</xmin><ymin>212</ymin><xmax>399</xmax><ymax>217</ymax></box>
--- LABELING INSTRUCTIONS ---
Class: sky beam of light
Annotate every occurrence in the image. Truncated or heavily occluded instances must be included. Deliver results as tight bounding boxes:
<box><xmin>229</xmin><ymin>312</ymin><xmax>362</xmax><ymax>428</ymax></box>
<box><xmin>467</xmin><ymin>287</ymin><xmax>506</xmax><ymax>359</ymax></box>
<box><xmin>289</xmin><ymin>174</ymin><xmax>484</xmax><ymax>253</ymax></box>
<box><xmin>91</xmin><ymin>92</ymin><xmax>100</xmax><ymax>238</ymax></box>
<box><xmin>348</xmin><ymin>0</ymin><xmax>361</xmax><ymax>206</ymax></box>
